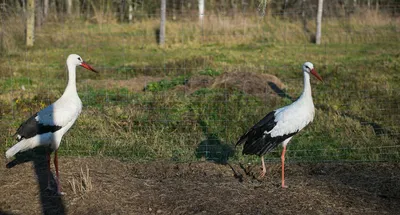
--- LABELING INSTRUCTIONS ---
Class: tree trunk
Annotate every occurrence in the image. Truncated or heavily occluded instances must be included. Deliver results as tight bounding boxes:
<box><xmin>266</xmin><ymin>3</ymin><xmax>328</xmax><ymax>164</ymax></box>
<box><xmin>315</xmin><ymin>0</ymin><xmax>323</xmax><ymax>45</ymax></box>
<box><xmin>35</xmin><ymin>0</ymin><xmax>43</xmax><ymax>28</ymax></box>
<box><xmin>199</xmin><ymin>0</ymin><xmax>204</xmax><ymax>23</ymax></box>
<box><xmin>128</xmin><ymin>0</ymin><xmax>133</xmax><ymax>23</ymax></box>
<box><xmin>86</xmin><ymin>0</ymin><xmax>91</xmax><ymax>20</ymax></box>
<box><xmin>66</xmin><ymin>0</ymin><xmax>72</xmax><ymax>15</ymax></box>
<box><xmin>44</xmin><ymin>0</ymin><xmax>48</xmax><ymax>18</ymax></box>
<box><xmin>120</xmin><ymin>0</ymin><xmax>126</xmax><ymax>22</ymax></box>
<box><xmin>302</xmin><ymin>0</ymin><xmax>306</xmax><ymax>18</ymax></box>
<box><xmin>180</xmin><ymin>0</ymin><xmax>184</xmax><ymax>16</ymax></box>
<box><xmin>283</xmin><ymin>0</ymin><xmax>288</xmax><ymax>17</ymax></box>
<box><xmin>75</xmin><ymin>0</ymin><xmax>80</xmax><ymax>16</ymax></box>
<box><xmin>172</xmin><ymin>0</ymin><xmax>176</xmax><ymax>20</ymax></box>
<box><xmin>22</xmin><ymin>0</ymin><xmax>26</xmax><ymax>12</ymax></box>
<box><xmin>159</xmin><ymin>0</ymin><xmax>166</xmax><ymax>46</ymax></box>
<box><xmin>353</xmin><ymin>0</ymin><xmax>357</xmax><ymax>12</ymax></box>
<box><xmin>26</xmin><ymin>0</ymin><xmax>35</xmax><ymax>47</ymax></box>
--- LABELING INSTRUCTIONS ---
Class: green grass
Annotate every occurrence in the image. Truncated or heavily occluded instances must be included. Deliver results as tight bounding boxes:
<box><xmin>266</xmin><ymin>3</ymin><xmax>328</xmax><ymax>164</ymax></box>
<box><xmin>0</xmin><ymin>12</ymin><xmax>399</xmax><ymax>163</ymax></box>
<box><xmin>145</xmin><ymin>76</ymin><xmax>188</xmax><ymax>92</ymax></box>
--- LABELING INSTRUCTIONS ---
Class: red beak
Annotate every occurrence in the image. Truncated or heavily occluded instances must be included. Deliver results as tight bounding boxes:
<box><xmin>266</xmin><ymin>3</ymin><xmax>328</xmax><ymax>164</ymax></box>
<box><xmin>80</xmin><ymin>61</ymin><xmax>98</xmax><ymax>73</ymax></box>
<box><xmin>310</xmin><ymin>68</ymin><xmax>323</xmax><ymax>81</ymax></box>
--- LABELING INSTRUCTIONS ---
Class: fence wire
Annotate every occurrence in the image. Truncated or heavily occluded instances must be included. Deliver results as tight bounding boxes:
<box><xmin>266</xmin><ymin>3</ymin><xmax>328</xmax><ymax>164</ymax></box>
<box><xmin>0</xmin><ymin>5</ymin><xmax>399</xmax><ymax>164</ymax></box>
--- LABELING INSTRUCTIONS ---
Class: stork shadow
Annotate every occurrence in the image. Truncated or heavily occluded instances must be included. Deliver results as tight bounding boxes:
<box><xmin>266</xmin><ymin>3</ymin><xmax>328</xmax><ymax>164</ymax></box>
<box><xmin>267</xmin><ymin>82</ymin><xmax>392</xmax><ymax>136</ymax></box>
<box><xmin>268</xmin><ymin>82</ymin><xmax>294</xmax><ymax>101</ymax></box>
<box><xmin>0</xmin><ymin>210</ymin><xmax>14</xmax><ymax>215</ymax></box>
<box><xmin>309</xmin><ymin>163</ymin><xmax>400</xmax><ymax>211</ymax></box>
<box><xmin>195</xmin><ymin>120</ymin><xmax>234</xmax><ymax>165</ymax></box>
<box><xmin>6</xmin><ymin>147</ymin><xmax>66</xmax><ymax>215</ymax></box>
<box><xmin>301</xmin><ymin>15</ymin><xmax>316</xmax><ymax>43</ymax></box>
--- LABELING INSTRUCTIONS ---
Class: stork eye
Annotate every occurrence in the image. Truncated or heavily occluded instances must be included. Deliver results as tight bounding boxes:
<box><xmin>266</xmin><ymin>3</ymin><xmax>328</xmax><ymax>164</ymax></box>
<box><xmin>305</xmin><ymin>65</ymin><xmax>310</xmax><ymax>69</ymax></box>
<box><xmin>78</xmin><ymin>57</ymin><xmax>81</xmax><ymax>61</ymax></box>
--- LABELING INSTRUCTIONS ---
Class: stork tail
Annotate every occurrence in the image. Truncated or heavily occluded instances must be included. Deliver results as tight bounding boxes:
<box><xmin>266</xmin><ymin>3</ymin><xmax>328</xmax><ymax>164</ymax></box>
<box><xmin>5</xmin><ymin>139</ymin><xmax>32</xmax><ymax>159</ymax></box>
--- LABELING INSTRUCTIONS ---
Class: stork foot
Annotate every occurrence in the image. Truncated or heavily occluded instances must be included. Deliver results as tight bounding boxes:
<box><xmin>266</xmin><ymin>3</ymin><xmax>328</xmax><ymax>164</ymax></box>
<box><xmin>55</xmin><ymin>182</ymin><xmax>65</xmax><ymax>196</ymax></box>
<box><xmin>44</xmin><ymin>185</ymin><xmax>65</xmax><ymax>196</ymax></box>
<box><xmin>258</xmin><ymin>170</ymin><xmax>266</xmax><ymax>178</ymax></box>
<box><xmin>281</xmin><ymin>184</ymin><xmax>288</xmax><ymax>189</ymax></box>
<box><xmin>45</xmin><ymin>185</ymin><xmax>58</xmax><ymax>195</ymax></box>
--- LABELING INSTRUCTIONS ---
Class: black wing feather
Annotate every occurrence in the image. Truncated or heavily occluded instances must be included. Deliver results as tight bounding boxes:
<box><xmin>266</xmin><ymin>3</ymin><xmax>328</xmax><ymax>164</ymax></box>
<box><xmin>15</xmin><ymin>113</ymin><xmax>62</xmax><ymax>141</ymax></box>
<box><xmin>236</xmin><ymin>110</ymin><xmax>297</xmax><ymax>156</ymax></box>
<box><xmin>236</xmin><ymin>111</ymin><xmax>276</xmax><ymax>146</ymax></box>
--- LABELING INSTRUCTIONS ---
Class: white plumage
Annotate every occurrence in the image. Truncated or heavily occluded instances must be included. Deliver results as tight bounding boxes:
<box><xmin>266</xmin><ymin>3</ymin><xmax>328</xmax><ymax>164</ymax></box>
<box><xmin>268</xmin><ymin>73</ymin><xmax>315</xmax><ymax>139</ymax></box>
<box><xmin>236</xmin><ymin>62</ymin><xmax>322</xmax><ymax>188</ymax></box>
<box><xmin>6</xmin><ymin>95</ymin><xmax>82</xmax><ymax>159</ymax></box>
<box><xmin>6</xmin><ymin>54</ymin><xmax>97</xmax><ymax>194</ymax></box>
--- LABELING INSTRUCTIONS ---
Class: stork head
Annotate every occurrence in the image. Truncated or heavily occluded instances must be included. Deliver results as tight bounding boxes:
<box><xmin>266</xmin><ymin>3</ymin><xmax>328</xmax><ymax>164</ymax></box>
<box><xmin>67</xmin><ymin>54</ymin><xmax>98</xmax><ymax>73</ymax></box>
<box><xmin>303</xmin><ymin>62</ymin><xmax>322</xmax><ymax>81</ymax></box>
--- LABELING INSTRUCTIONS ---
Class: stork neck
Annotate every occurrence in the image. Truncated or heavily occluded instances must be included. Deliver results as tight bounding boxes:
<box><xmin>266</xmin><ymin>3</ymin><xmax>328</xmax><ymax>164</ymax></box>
<box><xmin>301</xmin><ymin>71</ymin><xmax>312</xmax><ymax>99</ymax></box>
<box><xmin>64</xmin><ymin>64</ymin><xmax>77</xmax><ymax>94</ymax></box>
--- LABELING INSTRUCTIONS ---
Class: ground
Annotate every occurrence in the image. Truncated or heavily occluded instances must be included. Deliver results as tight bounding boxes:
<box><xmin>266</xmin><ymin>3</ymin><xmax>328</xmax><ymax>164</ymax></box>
<box><xmin>1</xmin><ymin>157</ymin><xmax>399</xmax><ymax>215</ymax></box>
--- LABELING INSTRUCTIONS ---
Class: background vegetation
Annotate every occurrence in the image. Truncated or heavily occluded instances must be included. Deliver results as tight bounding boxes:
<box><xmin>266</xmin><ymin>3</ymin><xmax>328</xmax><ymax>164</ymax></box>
<box><xmin>0</xmin><ymin>1</ymin><xmax>399</xmax><ymax>164</ymax></box>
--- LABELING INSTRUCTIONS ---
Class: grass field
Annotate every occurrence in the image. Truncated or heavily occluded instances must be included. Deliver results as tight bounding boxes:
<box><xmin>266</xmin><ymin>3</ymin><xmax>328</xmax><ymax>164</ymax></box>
<box><xmin>0</xmin><ymin>11</ymin><xmax>399</xmax><ymax>165</ymax></box>
<box><xmin>0</xmin><ymin>8</ymin><xmax>400</xmax><ymax>215</ymax></box>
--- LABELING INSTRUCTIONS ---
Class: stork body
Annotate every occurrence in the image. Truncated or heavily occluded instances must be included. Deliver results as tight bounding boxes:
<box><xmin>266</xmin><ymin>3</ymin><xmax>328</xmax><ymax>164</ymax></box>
<box><xmin>236</xmin><ymin>62</ymin><xmax>322</xmax><ymax>188</ymax></box>
<box><xmin>6</xmin><ymin>54</ymin><xmax>97</xmax><ymax>194</ymax></box>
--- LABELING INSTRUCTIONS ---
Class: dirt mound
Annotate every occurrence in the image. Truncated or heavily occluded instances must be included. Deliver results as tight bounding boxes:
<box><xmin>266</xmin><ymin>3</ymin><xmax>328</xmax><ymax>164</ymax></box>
<box><xmin>82</xmin><ymin>72</ymin><xmax>285</xmax><ymax>99</ymax></box>
<box><xmin>175</xmin><ymin>72</ymin><xmax>285</xmax><ymax>99</ymax></box>
<box><xmin>212</xmin><ymin>71</ymin><xmax>285</xmax><ymax>97</ymax></box>
<box><xmin>187</xmin><ymin>75</ymin><xmax>214</xmax><ymax>89</ymax></box>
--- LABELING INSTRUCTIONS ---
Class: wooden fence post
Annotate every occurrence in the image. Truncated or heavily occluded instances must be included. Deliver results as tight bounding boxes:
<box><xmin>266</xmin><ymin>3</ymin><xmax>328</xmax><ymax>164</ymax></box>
<box><xmin>315</xmin><ymin>0</ymin><xmax>323</xmax><ymax>45</ymax></box>
<box><xmin>26</xmin><ymin>0</ymin><xmax>35</xmax><ymax>47</ymax></box>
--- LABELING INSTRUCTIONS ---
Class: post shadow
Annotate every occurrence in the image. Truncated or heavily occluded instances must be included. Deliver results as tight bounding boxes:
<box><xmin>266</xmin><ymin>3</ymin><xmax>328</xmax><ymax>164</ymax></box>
<box><xmin>155</xmin><ymin>28</ymin><xmax>160</xmax><ymax>44</ymax></box>
<box><xmin>302</xmin><ymin>14</ymin><xmax>316</xmax><ymax>43</ymax></box>
<box><xmin>6</xmin><ymin>104</ymin><xmax>66</xmax><ymax>215</ymax></box>
<box><xmin>6</xmin><ymin>147</ymin><xmax>66</xmax><ymax>215</ymax></box>
<box><xmin>195</xmin><ymin>120</ymin><xmax>234</xmax><ymax>165</ymax></box>
<box><xmin>309</xmin><ymin>163</ymin><xmax>400</xmax><ymax>204</ymax></box>
<box><xmin>0</xmin><ymin>210</ymin><xmax>14</xmax><ymax>215</ymax></box>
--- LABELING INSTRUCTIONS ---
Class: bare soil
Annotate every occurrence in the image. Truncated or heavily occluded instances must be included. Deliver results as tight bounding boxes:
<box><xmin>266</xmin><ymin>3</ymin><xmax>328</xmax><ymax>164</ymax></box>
<box><xmin>1</xmin><ymin>157</ymin><xmax>399</xmax><ymax>215</ymax></box>
<box><xmin>175</xmin><ymin>71</ymin><xmax>285</xmax><ymax>99</ymax></box>
<box><xmin>212</xmin><ymin>72</ymin><xmax>285</xmax><ymax>98</ymax></box>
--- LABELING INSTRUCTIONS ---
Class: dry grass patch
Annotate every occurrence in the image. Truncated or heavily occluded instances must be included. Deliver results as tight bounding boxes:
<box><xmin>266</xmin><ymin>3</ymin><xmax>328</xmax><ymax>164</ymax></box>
<box><xmin>68</xmin><ymin>165</ymin><xmax>93</xmax><ymax>196</ymax></box>
<box><xmin>82</xmin><ymin>75</ymin><xmax>165</xmax><ymax>92</ymax></box>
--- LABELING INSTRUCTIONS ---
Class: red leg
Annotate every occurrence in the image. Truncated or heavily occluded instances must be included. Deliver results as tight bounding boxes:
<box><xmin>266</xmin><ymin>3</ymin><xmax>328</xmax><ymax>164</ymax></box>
<box><xmin>54</xmin><ymin>150</ymin><xmax>62</xmax><ymax>194</ymax></box>
<box><xmin>259</xmin><ymin>156</ymin><xmax>266</xmax><ymax>178</ymax></box>
<box><xmin>281</xmin><ymin>146</ymin><xmax>288</xmax><ymax>188</ymax></box>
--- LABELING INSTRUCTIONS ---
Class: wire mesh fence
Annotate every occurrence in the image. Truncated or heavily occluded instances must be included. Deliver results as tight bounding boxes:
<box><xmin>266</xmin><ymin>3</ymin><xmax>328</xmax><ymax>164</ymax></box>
<box><xmin>0</xmin><ymin>2</ymin><xmax>399</xmax><ymax>164</ymax></box>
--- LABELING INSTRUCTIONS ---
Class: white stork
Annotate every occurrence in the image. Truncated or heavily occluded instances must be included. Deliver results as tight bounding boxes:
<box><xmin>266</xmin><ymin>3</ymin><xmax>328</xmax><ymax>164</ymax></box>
<box><xmin>236</xmin><ymin>62</ymin><xmax>322</xmax><ymax>188</ymax></box>
<box><xmin>5</xmin><ymin>54</ymin><xmax>98</xmax><ymax>194</ymax></box>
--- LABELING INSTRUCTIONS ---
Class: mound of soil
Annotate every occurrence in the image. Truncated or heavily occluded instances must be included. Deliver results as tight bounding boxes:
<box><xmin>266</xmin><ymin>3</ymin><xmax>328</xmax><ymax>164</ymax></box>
<box><xmin>176</xmin><ymin>72</ymin><xmax>285</xmax><ymax>99</ymax></box>
<box><xmin>83</xmin><ymin>72</ymin><xmax>285</xmax><ymax>100</ymax></box>
<box><xmin>212</xmin><ymin>71</ymin><xmax>285</xmax><ymax>97</ymax></box>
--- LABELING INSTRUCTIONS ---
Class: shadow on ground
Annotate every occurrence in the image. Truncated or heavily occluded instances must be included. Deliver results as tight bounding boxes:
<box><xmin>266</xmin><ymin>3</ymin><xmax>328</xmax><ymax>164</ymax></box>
<box><xmin>195</xmin><ymin>120</ymin><xmax>234</xmax><ymax>164</ymax></box>
<box><xmin>0</xmin><ymin>210</ymin><xmax>14</xmax><ymax>215</ymax></box>
<box><xmin>1</xmin><ymin>157</ymin><xmax>400</xmax><ymax>214</ymax></box>
<box><xmin>308</xmin><ymin>163</ymin><xmax>400</xmax><ymax>199</ymax></box>
<box><xmin>5</xmin><ymin>147</ymin><xmax>66</xmax><ymax>215</ymax></box>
